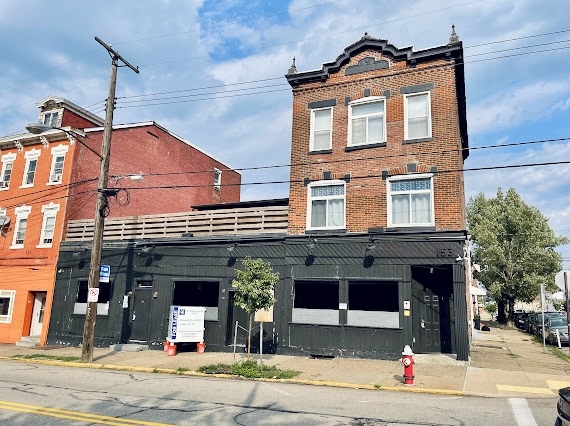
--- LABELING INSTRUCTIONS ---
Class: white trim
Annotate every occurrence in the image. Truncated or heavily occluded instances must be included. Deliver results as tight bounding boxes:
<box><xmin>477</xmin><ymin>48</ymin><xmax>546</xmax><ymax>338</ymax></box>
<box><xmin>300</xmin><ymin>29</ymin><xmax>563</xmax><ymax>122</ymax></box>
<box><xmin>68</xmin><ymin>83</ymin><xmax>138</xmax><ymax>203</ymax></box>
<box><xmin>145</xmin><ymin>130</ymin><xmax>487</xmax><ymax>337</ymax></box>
<box><xmin>309</xmin><ymin>107</ymin><xmax>333</xmax><ymax>152</ymax></box>
<box><xmin>0</xmin><ymin>290</ymin><xmax>16</xmax><ymax>324</ymax></box>
<box><xmin>404</xmin><ymin>91</ymin><xmax>432</xmax><ymax>140</ymax></box>
<box><xmin>20</xmin><ymin>148</ymin><xmax>41</xmax><ymax>188</ymax></box>
<box><xmin>306</xmin><ymin>179</ymin><xmax>346</xmax><ymax>230</ymax></box>
<box><xmin>41</xmin><ymin>109</ymin><xmax>61</xmax><ymax>127</ymax></box>
<box><xmin>37</xmin><ymin>203</ymin><xmax>60</xmax><ymax>248</ymax></box>
<box><xmin>35</xmin><ymin>96</ymin><xmax>104</xmax><ymax>126</ymax></box>
<box><xmin>348</xmin><ymin>96</ymin><xmax>386</xmax><ymax>147</ymax></box>
<box><xmin>10</xmin><ymin>206</ymin><xmax>31</xmax><ymax>249</ymax></box>
<box><xmin>0</xmin><ymin>152</ymin><xmax>16</xmax><ymax>191</ymax></box>
<box><xmin>47</xmin><ymin>144</ymin><xmax>68</xmax><ymax>185</ymax></box>
<box><xmin>387</xmin><ymin>173</ymin><xmax>434</xmax><ymax>227</ymax></box>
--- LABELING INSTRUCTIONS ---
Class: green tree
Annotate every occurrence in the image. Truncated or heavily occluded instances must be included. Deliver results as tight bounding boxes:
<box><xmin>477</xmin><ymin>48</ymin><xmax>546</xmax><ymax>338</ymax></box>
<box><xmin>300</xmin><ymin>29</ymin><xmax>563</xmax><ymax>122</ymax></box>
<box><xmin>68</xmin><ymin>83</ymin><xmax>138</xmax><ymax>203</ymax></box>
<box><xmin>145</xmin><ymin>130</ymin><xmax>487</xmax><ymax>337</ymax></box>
<box><xmin>484</xmin><ymin>302</ymin><xmax>497</xmax><ymax>319</ymax></box>
<box><xmin>467</xmin><ymin>188</ymin><xmax>567</xmax><ymax>323</ymax></box>
<box><xmin>232</xmin><ymin>257</ymin><xmax>279</xmax><ymax>359</ymax></box>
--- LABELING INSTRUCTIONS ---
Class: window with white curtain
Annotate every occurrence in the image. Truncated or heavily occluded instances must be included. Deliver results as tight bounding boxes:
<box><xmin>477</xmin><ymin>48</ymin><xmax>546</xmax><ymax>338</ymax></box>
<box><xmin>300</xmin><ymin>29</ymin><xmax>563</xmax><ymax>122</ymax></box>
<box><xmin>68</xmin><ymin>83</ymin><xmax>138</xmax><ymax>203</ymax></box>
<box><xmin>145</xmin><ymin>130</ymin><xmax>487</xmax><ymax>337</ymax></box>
<box><xmin>348</xmin><ymin>97</ymin><xmax>385</xmax><ymax>146</ymax></box>
<box><xmin>310</xmin><ymin>107</ymin><xmax>332</xmax><ymax>151</ymax></box>
<box><xmin>307</xmin><ymin>180</ymin><xmax>345</xmax><ymax>229</ymax></box>
<box><xmin>404</xmin><ymin>92</ymin><xmax>432</xmax><ymax>140</ymax></box>
<box><xmin>387</xmin><ymin>175</ymin><xmax>434</xmax><ymax>227</ymax></box>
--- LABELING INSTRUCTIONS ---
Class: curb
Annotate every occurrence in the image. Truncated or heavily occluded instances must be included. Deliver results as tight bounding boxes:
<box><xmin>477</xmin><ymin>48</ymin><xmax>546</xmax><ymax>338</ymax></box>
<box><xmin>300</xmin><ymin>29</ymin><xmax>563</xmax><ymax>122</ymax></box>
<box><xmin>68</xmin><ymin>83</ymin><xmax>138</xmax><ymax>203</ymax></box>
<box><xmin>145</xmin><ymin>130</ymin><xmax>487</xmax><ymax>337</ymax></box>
<box><xmin>1</xmin><ymin>355</ymin><xmax>465</xmax><ymax>396</ymax></box>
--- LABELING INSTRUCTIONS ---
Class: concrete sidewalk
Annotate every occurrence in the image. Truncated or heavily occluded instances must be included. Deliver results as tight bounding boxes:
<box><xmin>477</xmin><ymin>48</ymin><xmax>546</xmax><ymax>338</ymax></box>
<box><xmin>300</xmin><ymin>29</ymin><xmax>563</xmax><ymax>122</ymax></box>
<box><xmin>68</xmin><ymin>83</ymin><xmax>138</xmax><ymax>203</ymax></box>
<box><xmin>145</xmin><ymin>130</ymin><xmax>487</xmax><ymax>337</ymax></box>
<box><xmin>1</xmin><ymin>324</ymin><xmax>568</xmax><ymax>398</ymax></box>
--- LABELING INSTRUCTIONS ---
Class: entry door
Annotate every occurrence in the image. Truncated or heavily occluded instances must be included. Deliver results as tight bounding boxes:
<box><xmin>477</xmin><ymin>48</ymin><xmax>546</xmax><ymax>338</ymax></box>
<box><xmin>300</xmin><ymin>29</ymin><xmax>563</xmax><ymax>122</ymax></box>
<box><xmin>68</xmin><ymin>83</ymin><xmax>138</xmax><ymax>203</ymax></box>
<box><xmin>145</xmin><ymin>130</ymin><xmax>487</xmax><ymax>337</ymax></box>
<box><xmin>225</xmin><ymin>290</ymin><xmax>249</xmax><ymax>346</ymax></box>
<box><xmin>412</xmin><ymin>281</ymin><xmax>441</xmax><ymax>353</ymax></box>
<box><xmin>130</xmin><ymin>288</ymin><xmax>152</xmax><ymax>342</ymax></box>
<box><xmin>30</xmin><ymin>292</ymin><xmax>47</xmax><ymax>336</ymax></box>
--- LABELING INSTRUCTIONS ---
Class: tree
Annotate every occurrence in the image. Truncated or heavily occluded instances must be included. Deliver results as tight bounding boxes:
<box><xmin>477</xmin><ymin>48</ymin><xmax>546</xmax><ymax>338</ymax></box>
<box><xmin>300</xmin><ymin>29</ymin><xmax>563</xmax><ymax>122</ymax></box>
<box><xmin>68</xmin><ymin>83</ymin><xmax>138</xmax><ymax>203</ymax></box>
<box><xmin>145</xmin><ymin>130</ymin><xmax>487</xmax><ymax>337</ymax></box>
<box><xmin>467</xmin><ymin>188</ymin><xmax>567</xmax><ymax>323</ymax></box>
<box><xmin>484</xmin><ymin>302</ymin><xmax>497</xmax><ymax>320</ymax></box>
<box><xmin>232</xmin><ymin>257</ymin><xmax>279</xmax><ymax>359</ymax></box>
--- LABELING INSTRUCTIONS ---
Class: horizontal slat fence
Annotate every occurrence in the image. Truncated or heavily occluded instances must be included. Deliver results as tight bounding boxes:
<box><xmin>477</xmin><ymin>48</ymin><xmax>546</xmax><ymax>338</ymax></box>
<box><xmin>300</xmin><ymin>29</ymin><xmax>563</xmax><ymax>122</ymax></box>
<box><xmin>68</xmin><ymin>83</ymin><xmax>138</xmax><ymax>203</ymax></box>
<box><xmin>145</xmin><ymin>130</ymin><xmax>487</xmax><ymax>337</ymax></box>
<box><xmin>65</xmin><ymin>205</ymin><xmax>288</xmax><ymax>241</ymax></box>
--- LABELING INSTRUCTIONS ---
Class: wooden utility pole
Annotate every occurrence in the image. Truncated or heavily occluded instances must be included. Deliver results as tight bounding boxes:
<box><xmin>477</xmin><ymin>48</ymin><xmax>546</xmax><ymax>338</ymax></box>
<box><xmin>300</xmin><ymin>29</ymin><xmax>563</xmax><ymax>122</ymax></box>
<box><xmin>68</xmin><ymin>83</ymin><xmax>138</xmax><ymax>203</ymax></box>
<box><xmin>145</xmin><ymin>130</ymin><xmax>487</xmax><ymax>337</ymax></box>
<box><xmin>81</xmin><ymin>37</ymin><xmax>139</xmax><ymax>363</ymax></box>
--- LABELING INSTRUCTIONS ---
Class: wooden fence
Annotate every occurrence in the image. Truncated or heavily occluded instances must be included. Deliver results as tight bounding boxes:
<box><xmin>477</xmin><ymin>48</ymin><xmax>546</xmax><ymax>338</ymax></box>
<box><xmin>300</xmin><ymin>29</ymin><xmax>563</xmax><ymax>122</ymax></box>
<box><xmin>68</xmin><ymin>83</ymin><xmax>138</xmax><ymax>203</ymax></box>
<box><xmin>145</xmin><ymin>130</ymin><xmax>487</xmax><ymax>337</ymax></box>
<box><xmin>65</xmin><ymin>205</ymin><xmax>289</xmax><ymax>241</ymax></box>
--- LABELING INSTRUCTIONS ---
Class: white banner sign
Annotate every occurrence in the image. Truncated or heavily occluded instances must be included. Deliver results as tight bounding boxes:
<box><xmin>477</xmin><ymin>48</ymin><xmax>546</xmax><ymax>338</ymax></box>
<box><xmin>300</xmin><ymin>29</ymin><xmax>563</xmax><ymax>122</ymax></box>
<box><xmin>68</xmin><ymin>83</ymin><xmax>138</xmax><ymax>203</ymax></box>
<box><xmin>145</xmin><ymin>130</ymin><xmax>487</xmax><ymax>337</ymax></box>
<box><xmin>168</xmin><ymin>306</ymin><xmax>205</xmax><ymax>343</ymax></box>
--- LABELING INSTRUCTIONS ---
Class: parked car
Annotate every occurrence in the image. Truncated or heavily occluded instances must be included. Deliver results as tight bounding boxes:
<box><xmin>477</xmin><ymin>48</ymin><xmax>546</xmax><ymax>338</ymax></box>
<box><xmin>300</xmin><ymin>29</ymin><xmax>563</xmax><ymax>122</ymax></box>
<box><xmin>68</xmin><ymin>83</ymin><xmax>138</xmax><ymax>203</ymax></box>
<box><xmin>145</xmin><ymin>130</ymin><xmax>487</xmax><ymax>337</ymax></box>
<box><xmin>546</xmin><ymin>317</ymin><xmax>569</xmax><ymax>346</ymax></box>
<box><xmin>533</xmin><ymin>312</ymin><xmax>564</xmax><ymax>336</ymax></box>
<box><xmin>514</xmin><ymin>312</ymin><xmax>529</xmax><ymax>330</ymax></box>
<box><xmin>556</xmin><ymin>386</ymin><xmax>570</xmax><ymax>426</ymax></box>
<box><xmin>524</xmin><ymin>312</ymin><xmax>536</xmax><ymax>334</ymax></box>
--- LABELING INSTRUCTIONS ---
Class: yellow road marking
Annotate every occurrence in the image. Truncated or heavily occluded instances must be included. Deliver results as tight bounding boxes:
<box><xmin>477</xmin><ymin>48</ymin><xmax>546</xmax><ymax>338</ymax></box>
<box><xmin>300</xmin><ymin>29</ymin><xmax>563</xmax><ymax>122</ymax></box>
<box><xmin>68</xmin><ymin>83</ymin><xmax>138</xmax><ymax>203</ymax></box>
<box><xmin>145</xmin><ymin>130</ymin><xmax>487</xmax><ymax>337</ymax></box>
<box><xmin>496</xmin><ymin>385</ymin><xmax>553</xmax><ymax>395</ymax></box>
<box><xmin>547</xmin><ymin>380</ymin><xmax>570</xmax><ymax>390</ymax></box>
<box><xmin>0</xmin><ymin>400</ymin><xmax>173</xmax><ymax>426</ymax></box>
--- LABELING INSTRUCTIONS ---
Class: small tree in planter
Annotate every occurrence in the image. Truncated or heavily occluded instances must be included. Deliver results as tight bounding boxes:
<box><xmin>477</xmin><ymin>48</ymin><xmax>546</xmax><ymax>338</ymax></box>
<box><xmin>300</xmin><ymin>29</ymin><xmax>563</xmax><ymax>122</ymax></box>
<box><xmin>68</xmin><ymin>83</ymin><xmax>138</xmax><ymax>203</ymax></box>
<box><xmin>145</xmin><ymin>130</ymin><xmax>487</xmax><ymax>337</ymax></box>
<box><xmin>232</xmin><ymin>257</ymin><xmax>279</xmax><ymax>360</ymax></box>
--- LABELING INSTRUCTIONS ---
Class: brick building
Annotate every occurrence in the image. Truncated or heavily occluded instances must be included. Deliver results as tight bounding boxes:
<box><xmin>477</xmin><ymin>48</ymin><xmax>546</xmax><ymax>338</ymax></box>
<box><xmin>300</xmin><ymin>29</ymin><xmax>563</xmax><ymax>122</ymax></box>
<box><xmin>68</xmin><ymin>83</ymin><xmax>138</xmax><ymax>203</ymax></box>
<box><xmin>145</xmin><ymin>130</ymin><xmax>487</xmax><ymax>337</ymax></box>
<box><xmin>46</xmin><ymin>30</ymin><xmax>472</xmax><ymax>360</ymax></box>
<box><xmin>0</xmin><ymin>96</ymin><xmax>240</xmax><ymax>346</ymax></box>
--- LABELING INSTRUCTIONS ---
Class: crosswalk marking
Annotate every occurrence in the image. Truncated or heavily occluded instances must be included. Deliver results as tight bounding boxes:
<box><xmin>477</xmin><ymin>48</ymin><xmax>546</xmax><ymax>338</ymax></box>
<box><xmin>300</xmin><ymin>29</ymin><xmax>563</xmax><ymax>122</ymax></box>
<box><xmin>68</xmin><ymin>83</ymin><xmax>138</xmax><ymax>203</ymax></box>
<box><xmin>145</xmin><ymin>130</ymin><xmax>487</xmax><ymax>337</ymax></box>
<box><xmin>497</xmin><ymin>385</ymin><xmax>553</xmax><ymax>394</ymax></box>
<box><xmin>508</xmin><ymin>398</ymin><xmax>538</xmax><ymax>426</ymax></box>
<box><xmin>547</xmin><ymin>380</ymin><xmax>570</xmax><ymax>390</ymax></box>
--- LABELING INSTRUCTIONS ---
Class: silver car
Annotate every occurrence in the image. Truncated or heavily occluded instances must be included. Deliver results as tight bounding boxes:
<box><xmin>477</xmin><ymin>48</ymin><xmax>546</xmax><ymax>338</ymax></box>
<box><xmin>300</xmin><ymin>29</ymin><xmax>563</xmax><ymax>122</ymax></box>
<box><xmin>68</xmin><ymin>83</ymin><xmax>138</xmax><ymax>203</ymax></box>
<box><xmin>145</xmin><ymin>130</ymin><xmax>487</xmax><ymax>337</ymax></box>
<box><xmin>546</xmin><ymin>317</ymin><xmax>569</xmax><ymax>346</ymax></box>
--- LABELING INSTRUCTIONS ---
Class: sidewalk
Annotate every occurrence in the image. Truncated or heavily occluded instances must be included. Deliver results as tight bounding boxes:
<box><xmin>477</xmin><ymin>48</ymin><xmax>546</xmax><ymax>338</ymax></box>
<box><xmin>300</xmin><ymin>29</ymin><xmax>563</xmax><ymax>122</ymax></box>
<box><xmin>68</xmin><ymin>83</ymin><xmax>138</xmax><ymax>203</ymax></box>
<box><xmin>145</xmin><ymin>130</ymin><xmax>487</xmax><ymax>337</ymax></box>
<box><xmin>1</xmin><ymin>324</ymin><xmax>568</xmax><ymax>398</ymax></box>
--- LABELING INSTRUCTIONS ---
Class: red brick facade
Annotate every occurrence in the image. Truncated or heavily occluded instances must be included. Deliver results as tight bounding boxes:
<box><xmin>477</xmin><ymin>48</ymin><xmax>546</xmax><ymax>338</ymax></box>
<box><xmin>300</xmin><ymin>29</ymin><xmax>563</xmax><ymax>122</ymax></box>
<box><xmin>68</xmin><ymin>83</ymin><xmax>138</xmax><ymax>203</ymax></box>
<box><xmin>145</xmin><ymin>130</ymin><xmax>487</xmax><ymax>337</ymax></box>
<box><xmin>287</xmin><ymin>37</ymin><xmax>468</xmax><ymax>234</ymax></box>
<box><xmin>66</xmin><ymin>123</ymin><xmax>241</xmax><ymax>220</ymax></box>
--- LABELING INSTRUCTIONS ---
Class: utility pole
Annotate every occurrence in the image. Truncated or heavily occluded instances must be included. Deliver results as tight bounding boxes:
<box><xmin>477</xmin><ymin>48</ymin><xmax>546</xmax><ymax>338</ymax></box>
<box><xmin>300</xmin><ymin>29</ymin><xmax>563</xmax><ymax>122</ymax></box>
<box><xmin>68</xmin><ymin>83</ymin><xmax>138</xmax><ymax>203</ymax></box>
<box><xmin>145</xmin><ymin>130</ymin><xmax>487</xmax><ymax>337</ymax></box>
<box><xmin>81</xmin><ymin>37</ymin><xmax>139</xmax><ymax>363</ymax></box>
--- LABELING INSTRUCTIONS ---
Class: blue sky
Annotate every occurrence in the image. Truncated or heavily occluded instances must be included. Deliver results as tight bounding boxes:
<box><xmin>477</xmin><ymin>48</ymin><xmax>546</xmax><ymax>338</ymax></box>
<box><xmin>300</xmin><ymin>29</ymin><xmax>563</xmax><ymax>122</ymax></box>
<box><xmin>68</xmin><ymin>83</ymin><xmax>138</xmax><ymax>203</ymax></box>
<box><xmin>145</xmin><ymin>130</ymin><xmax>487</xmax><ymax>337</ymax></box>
<box><xmin>1</xmin><ymin>0</ymin><xmax>569</xmax><ymax>268</ymax></box>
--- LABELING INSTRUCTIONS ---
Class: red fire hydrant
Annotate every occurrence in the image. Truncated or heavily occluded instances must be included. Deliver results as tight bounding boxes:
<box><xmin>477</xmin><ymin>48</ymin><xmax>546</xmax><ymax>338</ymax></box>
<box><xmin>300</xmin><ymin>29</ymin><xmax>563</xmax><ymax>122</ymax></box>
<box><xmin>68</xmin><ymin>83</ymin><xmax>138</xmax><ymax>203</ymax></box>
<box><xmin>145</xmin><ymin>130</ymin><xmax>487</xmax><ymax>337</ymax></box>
<box><xmin>399</xmin><ymin>345</ymin><xmax>415</xmax><ymax>386</ymax></box>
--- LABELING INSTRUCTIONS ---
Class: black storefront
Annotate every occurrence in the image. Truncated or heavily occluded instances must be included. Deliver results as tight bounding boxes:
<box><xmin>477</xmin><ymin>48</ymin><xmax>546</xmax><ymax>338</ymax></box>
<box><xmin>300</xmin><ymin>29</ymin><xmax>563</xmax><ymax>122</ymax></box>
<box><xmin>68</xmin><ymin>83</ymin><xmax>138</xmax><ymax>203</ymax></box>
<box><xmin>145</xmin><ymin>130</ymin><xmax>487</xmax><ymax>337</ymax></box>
<box><xmin>47</xmin><ymin>230</ymin><xmax>469</xmax><ymax>360</ymax></box>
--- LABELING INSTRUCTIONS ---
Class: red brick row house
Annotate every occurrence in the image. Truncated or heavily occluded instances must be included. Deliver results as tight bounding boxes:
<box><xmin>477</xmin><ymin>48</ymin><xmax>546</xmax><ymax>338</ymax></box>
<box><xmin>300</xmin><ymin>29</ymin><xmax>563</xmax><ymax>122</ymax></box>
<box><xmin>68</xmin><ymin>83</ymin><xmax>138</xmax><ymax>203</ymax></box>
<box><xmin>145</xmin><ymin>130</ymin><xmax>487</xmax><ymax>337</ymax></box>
<box><xmin>0</xmin><ymin>96</ymin><xmax>240</xmax><ymax>346</ymax></box>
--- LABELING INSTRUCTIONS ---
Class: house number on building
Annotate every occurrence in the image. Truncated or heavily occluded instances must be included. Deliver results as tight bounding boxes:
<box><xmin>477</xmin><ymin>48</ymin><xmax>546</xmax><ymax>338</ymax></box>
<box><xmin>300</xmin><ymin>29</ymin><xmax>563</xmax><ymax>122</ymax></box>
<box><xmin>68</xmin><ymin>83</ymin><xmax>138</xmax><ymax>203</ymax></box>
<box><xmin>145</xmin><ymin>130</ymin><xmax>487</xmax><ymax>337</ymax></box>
<box><xmin>437</xmin><ymin>248</ymin><xmax>453</xmax><ymax>257</ymax></box>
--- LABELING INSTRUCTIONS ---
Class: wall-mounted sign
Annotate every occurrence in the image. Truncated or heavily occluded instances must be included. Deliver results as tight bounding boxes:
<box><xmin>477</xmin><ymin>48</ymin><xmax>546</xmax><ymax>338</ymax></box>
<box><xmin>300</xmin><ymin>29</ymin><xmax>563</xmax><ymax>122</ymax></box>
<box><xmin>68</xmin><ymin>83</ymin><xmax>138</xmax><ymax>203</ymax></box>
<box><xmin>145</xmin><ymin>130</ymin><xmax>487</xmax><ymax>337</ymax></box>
<box><xmin>100</xmin><ymin>265</ymin><xmax>110</xmax><ymax>283</ymax></box>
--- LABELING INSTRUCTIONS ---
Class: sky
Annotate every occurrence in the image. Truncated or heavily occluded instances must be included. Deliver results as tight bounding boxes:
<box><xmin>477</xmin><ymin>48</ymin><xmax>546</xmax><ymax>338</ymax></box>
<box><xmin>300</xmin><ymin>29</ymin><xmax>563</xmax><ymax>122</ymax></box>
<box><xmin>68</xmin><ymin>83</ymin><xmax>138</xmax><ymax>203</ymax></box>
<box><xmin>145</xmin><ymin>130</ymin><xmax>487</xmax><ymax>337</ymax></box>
<box><xmin>0</xmin><ymin>0</ymin><xmax>569</xmax><ymax>269</ymax></box>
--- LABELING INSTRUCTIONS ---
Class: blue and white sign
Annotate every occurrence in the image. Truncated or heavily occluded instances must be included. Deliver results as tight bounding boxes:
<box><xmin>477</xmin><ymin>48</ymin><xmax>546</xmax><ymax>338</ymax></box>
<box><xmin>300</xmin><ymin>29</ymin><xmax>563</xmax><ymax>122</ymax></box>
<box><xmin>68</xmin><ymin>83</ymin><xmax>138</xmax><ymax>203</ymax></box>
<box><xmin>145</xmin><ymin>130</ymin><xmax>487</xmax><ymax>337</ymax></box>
<box><xmin>100</xmin><ymin>265</ymin><xmax>110</xmax><ymax>283</ymax></box>
<box><xmin>167</xmin><ymin>306</ymin><xmax>205</xmax><ymax>343</ymax></box>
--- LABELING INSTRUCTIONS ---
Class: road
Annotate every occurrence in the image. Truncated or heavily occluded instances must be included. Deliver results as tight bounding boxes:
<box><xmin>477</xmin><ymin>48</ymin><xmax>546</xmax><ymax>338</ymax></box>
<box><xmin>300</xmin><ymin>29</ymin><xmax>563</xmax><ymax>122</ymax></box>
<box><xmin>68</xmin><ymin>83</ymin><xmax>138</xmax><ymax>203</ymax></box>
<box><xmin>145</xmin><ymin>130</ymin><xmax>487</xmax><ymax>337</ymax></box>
<box><xmin>0</xmin><ymin>360</ymin><xmax>558</xmax><ymax>425</ymax></box>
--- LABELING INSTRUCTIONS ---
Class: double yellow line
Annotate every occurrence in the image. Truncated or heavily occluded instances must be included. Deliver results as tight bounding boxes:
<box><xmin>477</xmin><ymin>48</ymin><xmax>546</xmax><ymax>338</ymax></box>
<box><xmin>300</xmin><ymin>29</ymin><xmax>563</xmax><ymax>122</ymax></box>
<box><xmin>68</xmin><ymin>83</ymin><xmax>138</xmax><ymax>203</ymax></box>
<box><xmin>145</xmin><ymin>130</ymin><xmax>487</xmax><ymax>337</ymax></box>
<box><xmin>0</xmin><ymin>400</ymin><xmax>173</xmax><ymax>425</ymax></box>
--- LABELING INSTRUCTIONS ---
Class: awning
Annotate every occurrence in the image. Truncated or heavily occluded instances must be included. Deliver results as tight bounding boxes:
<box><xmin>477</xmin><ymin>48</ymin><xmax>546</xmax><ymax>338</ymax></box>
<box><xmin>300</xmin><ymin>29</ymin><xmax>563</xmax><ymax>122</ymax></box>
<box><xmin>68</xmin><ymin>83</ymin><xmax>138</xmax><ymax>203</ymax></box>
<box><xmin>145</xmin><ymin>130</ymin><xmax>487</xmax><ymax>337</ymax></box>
<box><xmin>470</xmin><ymin>286</ymin><xmax>487</xmax><ymax>296</ymax></box>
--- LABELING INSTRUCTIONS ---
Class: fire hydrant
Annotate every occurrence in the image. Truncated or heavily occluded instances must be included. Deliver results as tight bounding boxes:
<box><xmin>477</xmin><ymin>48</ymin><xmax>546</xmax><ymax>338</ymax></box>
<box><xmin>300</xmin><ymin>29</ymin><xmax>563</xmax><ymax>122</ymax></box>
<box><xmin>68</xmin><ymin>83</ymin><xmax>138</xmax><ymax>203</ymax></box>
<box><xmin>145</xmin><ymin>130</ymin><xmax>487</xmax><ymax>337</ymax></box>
<box><xmin>399</xmin><ymin>345</ymin><xmax>415</xmax><ymax>386</ymax></box>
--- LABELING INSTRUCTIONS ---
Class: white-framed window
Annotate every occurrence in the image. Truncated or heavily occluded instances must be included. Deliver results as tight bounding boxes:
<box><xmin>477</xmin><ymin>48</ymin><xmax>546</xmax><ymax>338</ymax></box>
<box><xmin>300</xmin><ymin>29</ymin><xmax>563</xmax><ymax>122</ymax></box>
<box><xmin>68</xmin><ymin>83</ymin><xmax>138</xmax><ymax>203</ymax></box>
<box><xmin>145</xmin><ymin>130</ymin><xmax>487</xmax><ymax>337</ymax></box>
<box><xmin>0</xmin><ymin>290</ymin><xmax>16</xmax><ymax>324</ymax></box>
<box><xmin>11</xmin><ymin>205</ymin><xmax>31</xmax><ymax>248</ymax></box>
<box><xmin>21</xmin><ymin>149</ymin><xmax>41</xmax><ymax>188</ymax></box>
<box><xmin>404</xmin><ymin>92</ymin><xmax>432</xmax><ymax>140</ymax></box>
<box><xmin>48</xmin><ymin>144</ymin><xmax>68</xmax><ymax>184</ymax></box>
<box><xmin>213</xmin><ymin>168</ymin><xmax>222</xmax><ymax>190</ymax></box>
<box><xmin>387</xmin><ymin>174</ymin><xmax>434</xmax><ymax>227</ymax></box>
<box><xmin>307</xmin><ymin>180</ymin><xmax>345</xmax><ymax>229</ymax></box>
<box><xmin>42</xmin><ymin>111</ymin><xmax>60</xmax><ymax>127</ymax></box>
<box><xmin>0</xmin><ymin>152</ymin><xmax>16</xmax><ymax>190</ymax></box>
<box><xmin>348</xmin><ymin>97</ymin><xmax>386</xmax><ymax>147</ymax></box>
<box><xmin>37</xmin><ymin>202</ymin><xmax>60</xmax><ymax>248</ymax></box>
<box><xmin>310</xmin><ymin>107</ymin><xmax>332</xmax><ymax>151</ymax></box>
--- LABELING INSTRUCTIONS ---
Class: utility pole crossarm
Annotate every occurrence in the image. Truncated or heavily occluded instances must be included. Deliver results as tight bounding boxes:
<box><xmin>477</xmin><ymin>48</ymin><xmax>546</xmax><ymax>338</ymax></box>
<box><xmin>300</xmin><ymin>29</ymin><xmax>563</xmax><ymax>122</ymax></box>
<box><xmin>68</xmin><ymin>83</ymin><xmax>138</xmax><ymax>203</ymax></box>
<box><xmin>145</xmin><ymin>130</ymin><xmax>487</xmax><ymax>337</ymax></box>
<box><xmin>95</xmin><ymin>37</ymin><xmax>139</xmax><ymax>74</ymax></box>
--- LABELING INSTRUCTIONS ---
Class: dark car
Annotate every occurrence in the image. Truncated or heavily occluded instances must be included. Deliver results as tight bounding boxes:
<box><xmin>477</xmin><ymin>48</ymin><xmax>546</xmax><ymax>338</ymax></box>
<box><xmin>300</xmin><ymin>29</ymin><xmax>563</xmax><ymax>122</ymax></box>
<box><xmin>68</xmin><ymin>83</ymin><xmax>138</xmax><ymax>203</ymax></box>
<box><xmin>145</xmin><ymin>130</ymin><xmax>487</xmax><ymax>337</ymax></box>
<box><xmin>525</xmin><ymin>312</ymin><xmax>536</xmax><ymax>333</ymax></box>
<box><xmin>556</xmin><ymin>386</ymin><xmax>570</xmax><ymax>426</ymax></box>
<box><xmin>546</xmin><ymin>317</ymin><xmax>569</xmax><ymax>346</ymax></box>
<box><xmin>514</xmin><ymin>312</ymin><xmax>529</xmax><ymax>330</ymax></box>
<box><xmin>533</xmin><ymin>312</ymin><xmax>564</xmax><ymax>336</ymax></box>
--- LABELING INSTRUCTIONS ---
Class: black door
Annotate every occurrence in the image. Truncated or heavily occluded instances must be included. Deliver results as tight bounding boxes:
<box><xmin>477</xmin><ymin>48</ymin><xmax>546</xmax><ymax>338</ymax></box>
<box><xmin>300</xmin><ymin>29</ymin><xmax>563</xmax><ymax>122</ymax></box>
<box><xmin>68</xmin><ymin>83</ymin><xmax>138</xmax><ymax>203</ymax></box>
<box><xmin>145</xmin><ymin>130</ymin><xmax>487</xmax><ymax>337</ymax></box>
<box><xmin>130</xmin><ymin>288</ymin><xmax>152</xmax><ymax>342</ymax></box>
<box><xmin>225</xmin><ymin>290</ymin><xmax>249</xmax><ymax>347</ymax></box>
<box><xmin>412</xmin><ymin>279</ymin><xmax>441</xmax><ymax>353</ymax></box>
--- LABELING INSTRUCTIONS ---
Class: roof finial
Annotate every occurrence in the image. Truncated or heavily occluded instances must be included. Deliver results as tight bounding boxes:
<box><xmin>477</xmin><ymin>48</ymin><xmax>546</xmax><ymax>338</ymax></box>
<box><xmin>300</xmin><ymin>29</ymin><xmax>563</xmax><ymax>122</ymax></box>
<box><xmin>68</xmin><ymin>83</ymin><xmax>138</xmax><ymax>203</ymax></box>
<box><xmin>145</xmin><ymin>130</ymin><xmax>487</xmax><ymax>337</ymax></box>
<box><xmin>449</xmin><ymin>24</ymin><xmax>460</xmax><ymax>44</ymax></box>
<box><xmin>362</xmin><ymin>32</ymin><xmax>372</xmax><ymax>40</ymax></box>
<box><xmin>287</xmin><ymin>57</ymin><xmax>297</xmax><ymax>75</ymax></box>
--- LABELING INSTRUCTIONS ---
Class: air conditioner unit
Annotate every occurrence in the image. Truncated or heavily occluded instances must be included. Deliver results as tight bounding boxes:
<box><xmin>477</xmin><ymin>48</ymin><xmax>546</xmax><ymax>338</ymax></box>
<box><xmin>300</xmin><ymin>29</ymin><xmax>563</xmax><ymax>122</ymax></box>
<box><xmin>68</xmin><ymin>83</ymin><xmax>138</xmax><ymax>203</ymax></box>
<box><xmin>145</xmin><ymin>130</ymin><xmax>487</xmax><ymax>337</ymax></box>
<box><xmin>0</xmin><ymin>182</ymin><xmax>8</xmax><ymax>188</ymax></box>
<box><xmin>50</xmin><ymin>174</ymin><xmax>62</xmax><ymax>182</ymax></box>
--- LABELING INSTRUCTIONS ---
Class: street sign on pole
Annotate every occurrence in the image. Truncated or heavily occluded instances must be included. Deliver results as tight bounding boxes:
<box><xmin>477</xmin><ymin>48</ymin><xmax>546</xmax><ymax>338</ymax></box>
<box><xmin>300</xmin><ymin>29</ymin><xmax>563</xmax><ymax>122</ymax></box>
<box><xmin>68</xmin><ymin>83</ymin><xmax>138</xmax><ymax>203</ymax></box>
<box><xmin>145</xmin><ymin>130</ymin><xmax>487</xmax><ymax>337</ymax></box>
<box><xmin>99</xmin><ymin>265</ymin><xmax>110</xmax><ymax>283</ymax></box>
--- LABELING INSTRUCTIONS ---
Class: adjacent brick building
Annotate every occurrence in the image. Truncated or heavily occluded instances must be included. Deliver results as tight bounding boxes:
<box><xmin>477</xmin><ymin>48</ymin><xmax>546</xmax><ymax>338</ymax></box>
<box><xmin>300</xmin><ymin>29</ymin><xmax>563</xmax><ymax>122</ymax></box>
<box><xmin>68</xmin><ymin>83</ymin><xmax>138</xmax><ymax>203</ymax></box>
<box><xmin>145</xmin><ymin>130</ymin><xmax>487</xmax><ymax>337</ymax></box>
<box><xmin>0</xmin><ymin>96</ymin><xmax>240</xmax><ymax>346</ymax></box>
